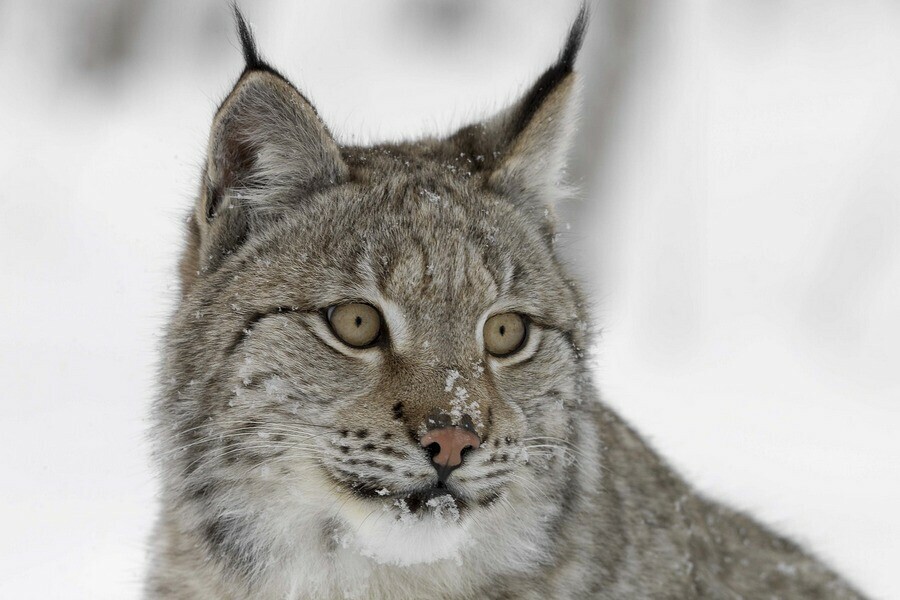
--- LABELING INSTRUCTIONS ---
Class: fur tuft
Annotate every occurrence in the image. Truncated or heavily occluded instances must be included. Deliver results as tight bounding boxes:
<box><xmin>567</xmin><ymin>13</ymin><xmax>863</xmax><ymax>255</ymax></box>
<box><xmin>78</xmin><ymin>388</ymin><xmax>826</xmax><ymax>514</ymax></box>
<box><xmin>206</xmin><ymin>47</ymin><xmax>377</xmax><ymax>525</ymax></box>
<box><xmin>233</xmin><ymin>5</ymin><xmax>262</xmax><ymax>70</ymax></box>
<box><xmin>560</xmin><ymin>2</ymin><xmax>589</xmax><ymax>73</ymax></box>
<box><xmin>514</xmin><ymin>2</ymin><xmax>588</xmax><ymax>134</ymax></box>
<box><xmin>232</xmin><ymin>4</ymin><xmax>284</xmax><ymax>78</ymax></box>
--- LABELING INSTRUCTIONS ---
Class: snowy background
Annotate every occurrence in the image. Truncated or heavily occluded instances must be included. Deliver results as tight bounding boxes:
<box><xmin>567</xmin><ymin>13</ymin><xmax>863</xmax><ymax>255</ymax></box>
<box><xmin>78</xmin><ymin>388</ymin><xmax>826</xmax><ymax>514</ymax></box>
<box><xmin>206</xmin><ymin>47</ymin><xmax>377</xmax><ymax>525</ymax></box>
<box><xmin>1</xmin><ymin>1</ymin><xmax>898</xmax><ymax>598</ymax></box>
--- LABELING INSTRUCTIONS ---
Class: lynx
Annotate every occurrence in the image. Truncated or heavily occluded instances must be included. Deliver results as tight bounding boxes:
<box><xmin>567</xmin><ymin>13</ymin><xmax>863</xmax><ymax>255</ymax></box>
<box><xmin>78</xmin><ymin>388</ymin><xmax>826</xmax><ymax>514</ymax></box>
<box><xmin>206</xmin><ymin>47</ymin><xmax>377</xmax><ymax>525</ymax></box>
<box><xmin>146</xmin><ymin>7</ymin><xmax>866</xmax><ymax>599</ymax></box>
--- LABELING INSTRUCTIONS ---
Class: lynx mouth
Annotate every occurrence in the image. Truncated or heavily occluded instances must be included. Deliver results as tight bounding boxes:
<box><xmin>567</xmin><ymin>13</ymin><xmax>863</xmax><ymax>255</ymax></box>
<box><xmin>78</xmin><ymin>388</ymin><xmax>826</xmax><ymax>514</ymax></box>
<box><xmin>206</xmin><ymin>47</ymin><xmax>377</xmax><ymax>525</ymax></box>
<box><xmin>361</xmin><ymin>483</ymin><xmax>507</xmax><ymax>521</ymax></box>
<box><xmin>322</xmin><ymin>465</ymin><xmax>505</xmax><ymax>520</ymax></box>
<box><xmin>393</xmin><ymin>485</ymin><xmax>469</xmax><ymax>516</ymax></box>
<box><xmin>349</xmin><ymin>481</ymin><xmax>471</xmax><ymax>517</ymax></box>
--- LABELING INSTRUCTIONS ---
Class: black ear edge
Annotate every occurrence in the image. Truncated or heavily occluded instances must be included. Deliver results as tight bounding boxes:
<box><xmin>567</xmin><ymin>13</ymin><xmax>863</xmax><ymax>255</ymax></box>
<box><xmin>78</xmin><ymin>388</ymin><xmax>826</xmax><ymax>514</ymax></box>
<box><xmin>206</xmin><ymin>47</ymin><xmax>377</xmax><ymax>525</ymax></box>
<box><xmin>512</xmin><ymin>2</ymin><xmax>588</xmax><ymax>134</ymax></box>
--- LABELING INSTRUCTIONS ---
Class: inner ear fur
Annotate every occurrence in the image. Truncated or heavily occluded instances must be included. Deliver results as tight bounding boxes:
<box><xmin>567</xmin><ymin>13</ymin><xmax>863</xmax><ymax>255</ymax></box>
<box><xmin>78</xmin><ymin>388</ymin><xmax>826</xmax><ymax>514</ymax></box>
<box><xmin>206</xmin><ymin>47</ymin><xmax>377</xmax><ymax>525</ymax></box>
<box><xmin>203</xmin><ymin>70</ymin><xmax>347</xmax><ymax>223</ymax></box>
<box><xmin>486</xmin><ymin>74</ymin><xmax>579</xmax><ymax>210</ymax></box>
<box><xmin>445</xmin><ymin>4</ymin><xmax>587</xmax><ymax>221</ymax></box>
<box><xmin>185</xmin><ymin>37</ymin><xmax>347</xmax><ymax>288</ymax></box>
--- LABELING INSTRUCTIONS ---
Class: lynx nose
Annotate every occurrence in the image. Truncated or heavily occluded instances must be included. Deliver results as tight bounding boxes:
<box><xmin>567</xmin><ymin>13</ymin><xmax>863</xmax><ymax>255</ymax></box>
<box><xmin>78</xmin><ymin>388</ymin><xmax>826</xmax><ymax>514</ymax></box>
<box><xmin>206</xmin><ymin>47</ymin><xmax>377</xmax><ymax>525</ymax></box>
<box><xmin>420</xmin><ymin>427</ymin><xmax>481</xmax><ymax>479</ymax></box>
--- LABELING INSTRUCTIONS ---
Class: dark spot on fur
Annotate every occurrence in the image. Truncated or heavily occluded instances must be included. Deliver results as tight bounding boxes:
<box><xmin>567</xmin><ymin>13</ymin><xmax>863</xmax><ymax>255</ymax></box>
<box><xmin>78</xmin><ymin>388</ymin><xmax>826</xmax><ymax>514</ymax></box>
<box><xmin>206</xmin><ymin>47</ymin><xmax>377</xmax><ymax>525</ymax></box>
<box><xmin>225</xmin><ymin>311</ymin><xmax>269</xmax><ymax>355</ymax></box>
<box><xmin>203</xmin><ymin>516</ymin><xmax>255</xmax><ymax>576</ymax></box>
<box><xmin>405</xmin><ymin>495</ymin><xmax>423</xmax><ymax>513</ymax></box>
<box><xmin>320</xmin><ymin>519</ymin><xmax>341</xmax><ymax>554</ymax></box>
<box><xmin>362</xmin><ymin>443</ymin><xmax>376</xmax><ymax>451</ymax></box>
<box><xmin>242</xmin><ymin>450</ymin><xmax>273</xmax><ymax>466</ymax></box>
<box><xmin>382</xmin><ymin>432</ymin><xmax>393</xmax><ymax>440</ymax></box>
<box><xmin>190</xmin><ymin>482</ymin><xmax>214</xmax><ymax>500</ymax></box>
<box><xmin>205</xmin><ymin>182</ymin><xmax>222</xmax><ymax>222</ymax></box>
<box><xmin>224</xmin><ymin>307</ymin><xmax>307</xmax><ymax>356</ymax></box>
<box><xmin>222</xmin><ymin>436</ymin><xmax>239</xmax><ymax>465</ymax></box>
<box><xmin>469</xmin><ymin>468</ymin><xmax>513</xmax><ymax>481</ymax></box>
<box><xmin>339</xmin><ymin>429</ymin><xmax>349</xmax><ymax>437</ymax></box>
<box><xmin>330</xmin><ymin>466</ymin><xmax>380</xmax><ymax>490</ymax></box>
<box><xmin>339</xmin><ymin>445</ymin><xmax>349</xmax><ymax>454</ymax></box>
<box><xmin>392</xmin><ymin>402</ymin><xmax>404</xmax><ymax>420</ymax></box>
<box><xmin>407</xmin><ymin>427</ymin><xmax>420</xmax><ymax>445</ymax></box>
<box><xmin>355</xmin><ymin>429</ymin><xmax>368</xmax><ymax>439</ymax></box>
<box><xmin>459</xmin><ymin>413</ymin><xmax>477</xmax><ymax>435</ymax></box>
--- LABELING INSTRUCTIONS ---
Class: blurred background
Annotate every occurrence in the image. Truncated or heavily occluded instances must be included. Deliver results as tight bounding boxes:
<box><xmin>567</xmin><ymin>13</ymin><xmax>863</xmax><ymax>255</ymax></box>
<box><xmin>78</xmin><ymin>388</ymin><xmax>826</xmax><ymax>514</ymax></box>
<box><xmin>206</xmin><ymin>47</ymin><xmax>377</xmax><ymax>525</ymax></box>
<box><xmin>1</xmin><ymin>0</ymin><xmax>898</xmax><ymax>598</ymax></box>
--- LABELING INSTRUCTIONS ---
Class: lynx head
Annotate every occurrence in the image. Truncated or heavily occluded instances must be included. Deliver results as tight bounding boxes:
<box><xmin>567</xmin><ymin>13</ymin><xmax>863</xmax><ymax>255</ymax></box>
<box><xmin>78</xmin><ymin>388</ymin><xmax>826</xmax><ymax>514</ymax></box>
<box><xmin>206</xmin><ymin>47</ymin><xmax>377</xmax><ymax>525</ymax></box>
<box><xmin>158</xmin><ymin>6</ymin><xmax>591</xmax><ymax>578</ymax></box>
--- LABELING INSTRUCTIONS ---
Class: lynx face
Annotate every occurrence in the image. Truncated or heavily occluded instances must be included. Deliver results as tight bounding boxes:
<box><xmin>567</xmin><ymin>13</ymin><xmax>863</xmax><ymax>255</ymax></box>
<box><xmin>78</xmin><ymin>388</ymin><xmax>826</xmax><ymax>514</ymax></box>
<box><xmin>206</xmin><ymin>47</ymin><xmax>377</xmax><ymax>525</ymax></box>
<box><xmin>157</xmin><ymin>9</ymin><xmax>588</xmax><ymax>571</ymax></box>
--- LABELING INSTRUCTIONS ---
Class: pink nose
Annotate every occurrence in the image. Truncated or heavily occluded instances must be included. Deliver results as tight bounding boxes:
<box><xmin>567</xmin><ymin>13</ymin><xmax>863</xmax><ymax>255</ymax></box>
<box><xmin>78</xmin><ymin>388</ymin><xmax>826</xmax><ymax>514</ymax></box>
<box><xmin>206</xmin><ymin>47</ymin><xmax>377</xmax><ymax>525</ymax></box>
<box><xmin>420</xmin><ymin>427</ymin><xmax>481</xmax><ymax>469</ymax></box>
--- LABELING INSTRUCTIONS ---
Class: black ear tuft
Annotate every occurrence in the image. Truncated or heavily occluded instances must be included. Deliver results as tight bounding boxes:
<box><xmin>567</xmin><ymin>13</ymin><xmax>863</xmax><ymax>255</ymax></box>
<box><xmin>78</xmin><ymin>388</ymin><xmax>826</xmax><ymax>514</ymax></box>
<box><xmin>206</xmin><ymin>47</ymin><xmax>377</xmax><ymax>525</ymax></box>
<box><xmin>559</xmin><ymin>1</ymin><xmax>589</xmax><ymax>74</ymax></box>
<box><xmin>232</xmin><ymin>4</ymin><xmax>266</xmax><ymax>72</ymax></box>
<box><xmin>514</xmin><ymin>2</ymin><xmax>588</xmax><ymax>134</ymax></box>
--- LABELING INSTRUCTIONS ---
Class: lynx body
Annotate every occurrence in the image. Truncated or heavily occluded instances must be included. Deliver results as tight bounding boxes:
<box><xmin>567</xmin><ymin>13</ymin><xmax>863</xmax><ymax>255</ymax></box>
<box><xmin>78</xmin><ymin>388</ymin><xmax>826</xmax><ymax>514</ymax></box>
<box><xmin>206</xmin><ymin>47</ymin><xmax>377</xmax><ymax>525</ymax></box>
<box><xmin>146</xmin><ymin>9</ymin><xmax>866</xmax><ymax>599</ymax></box>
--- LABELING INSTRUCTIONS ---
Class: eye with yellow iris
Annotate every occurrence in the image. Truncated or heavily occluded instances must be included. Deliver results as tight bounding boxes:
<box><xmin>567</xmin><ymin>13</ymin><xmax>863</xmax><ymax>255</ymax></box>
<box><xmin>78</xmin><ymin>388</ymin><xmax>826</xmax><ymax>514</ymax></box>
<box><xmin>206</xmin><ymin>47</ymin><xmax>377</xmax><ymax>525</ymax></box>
<box><xmin>327</xmin><ymin>303</ymin><xmax>382</xmax><ymax>348</ymax></box>
<box><xmin>483</xmin><ymin>312</ymin><xmax>528</xmax><ymax>357</ymax></box>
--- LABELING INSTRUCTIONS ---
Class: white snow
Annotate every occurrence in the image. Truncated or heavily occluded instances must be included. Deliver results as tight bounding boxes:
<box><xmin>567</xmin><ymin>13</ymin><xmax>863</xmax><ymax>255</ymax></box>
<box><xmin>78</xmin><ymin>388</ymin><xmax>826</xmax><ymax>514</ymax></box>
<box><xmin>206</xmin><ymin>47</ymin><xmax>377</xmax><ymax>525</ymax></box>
<box><xmin>471</xmin><ymin>360</ymin><xmax>485</xmax><ymax>379</ymax></box>
<box><xmin>392</xmin><ymin>498</ymin><xmax>416</xmax><ymax>525</ymax></box>
<box><xmin>446</xmin><ymin>377</ymin><xmax>484</xmax><ymax>432</ymax></box>
<box><xmin>443</xmin><ymin>368</ymin><xmax>461</xmax><ymax>392</ymax></box>
<box><xmin>420</xmin><ymin>189</ymin><xmax>441</xmax><ymax>204</ymax></box>
<box><xmin>425</xmin><ymin>494</ymin><xmax>461</xmax><ymax>524</ymax></box>
<box><xmin>263</xmin><ymin>376</ymin><xmax>287</xmax><ymax>399</ymax></box>
<box><xmin>238</xmin><ymin>356</ymin><xmax>255</xmax><ymax>387</ymax></box>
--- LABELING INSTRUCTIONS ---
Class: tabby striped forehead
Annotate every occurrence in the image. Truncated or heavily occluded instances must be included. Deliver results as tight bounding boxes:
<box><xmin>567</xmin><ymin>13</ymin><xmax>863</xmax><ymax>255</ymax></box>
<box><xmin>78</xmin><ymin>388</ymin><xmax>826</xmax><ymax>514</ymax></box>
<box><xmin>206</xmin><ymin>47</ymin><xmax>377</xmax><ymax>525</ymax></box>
<box><xmin>347</xmin><ymin>174</ymin><xmax>531</xmax><ymax>313</ymax></box>
<box><xmin>369</xmin><ymin>234</ymin><xmax>506</xmax><ymax>305</ymax></box>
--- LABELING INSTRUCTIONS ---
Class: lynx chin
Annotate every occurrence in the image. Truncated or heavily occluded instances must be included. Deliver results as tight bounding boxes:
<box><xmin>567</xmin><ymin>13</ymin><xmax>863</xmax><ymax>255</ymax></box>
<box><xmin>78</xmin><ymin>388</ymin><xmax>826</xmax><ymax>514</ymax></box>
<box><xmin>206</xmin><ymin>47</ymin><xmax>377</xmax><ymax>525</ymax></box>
<box><xmin>146</xmin><ymin>6</ymin><xmax>867</xmax><ymax>599</ymax></box>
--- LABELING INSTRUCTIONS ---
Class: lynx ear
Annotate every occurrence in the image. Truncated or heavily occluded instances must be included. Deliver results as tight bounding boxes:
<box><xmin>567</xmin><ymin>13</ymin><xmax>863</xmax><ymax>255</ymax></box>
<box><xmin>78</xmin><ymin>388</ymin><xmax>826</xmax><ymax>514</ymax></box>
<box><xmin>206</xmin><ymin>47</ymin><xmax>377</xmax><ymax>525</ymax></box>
<box><xmin>448</xmin><ymin>4</ymin><xmax>586</xmax><ymax>215</ymax></box>
<box><xmin>195</xmin><ymin>9</ymin><xmax>347</xmax><ymax>268</ymax></box>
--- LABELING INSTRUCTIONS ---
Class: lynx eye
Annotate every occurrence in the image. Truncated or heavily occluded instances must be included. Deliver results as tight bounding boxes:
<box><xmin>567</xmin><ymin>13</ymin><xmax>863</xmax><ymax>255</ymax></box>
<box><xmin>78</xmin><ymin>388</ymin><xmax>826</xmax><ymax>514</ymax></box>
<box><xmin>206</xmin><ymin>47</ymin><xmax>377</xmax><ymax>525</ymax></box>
<box><xmin>327</xmin><ymin>303</ymin><xmax>382</xmax><ymax>348</ymax></box>
<box><xmin>483</xmin><ymin>313</ymin><xmax>527</xmax><ymax>357</ymax></box>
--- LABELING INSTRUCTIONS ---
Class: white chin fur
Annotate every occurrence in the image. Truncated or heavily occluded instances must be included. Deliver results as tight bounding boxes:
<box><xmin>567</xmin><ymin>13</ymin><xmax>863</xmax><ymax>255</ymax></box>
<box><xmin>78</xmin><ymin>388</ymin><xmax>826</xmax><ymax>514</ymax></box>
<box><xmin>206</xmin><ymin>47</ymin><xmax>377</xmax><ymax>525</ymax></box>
<box><xmin>337</xmin><ymin>495</ymin><xmax>472</xmax><ymax>566</ymax></box>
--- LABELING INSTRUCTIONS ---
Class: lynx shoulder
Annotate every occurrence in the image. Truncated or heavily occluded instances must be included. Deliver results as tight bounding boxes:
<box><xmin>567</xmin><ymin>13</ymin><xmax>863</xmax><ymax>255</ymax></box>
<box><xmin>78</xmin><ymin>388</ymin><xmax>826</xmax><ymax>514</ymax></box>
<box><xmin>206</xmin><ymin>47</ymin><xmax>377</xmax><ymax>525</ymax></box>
<box><xmin>146</xmin><ymin>7</ymin><xmax>866</xmax><ymax>599</ymax></box>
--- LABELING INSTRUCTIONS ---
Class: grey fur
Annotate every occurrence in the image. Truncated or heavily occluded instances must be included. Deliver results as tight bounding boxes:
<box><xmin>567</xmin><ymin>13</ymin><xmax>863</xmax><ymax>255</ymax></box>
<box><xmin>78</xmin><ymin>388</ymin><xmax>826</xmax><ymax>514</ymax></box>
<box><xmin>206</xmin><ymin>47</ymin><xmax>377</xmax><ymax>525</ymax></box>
<box><xmin>146</xmin><ymin>9</ymin><xmax>867</xmax><ymax>600</ymax></box>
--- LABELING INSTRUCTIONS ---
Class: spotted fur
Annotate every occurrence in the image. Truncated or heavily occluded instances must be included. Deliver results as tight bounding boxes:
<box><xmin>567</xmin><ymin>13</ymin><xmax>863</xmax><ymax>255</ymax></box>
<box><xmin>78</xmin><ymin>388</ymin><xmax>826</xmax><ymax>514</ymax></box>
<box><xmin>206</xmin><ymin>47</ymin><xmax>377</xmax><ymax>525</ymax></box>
<box><xmin>146</xmin><ymin>7</ymin><xmax>866</xmax><ymax>599</ymax></box>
